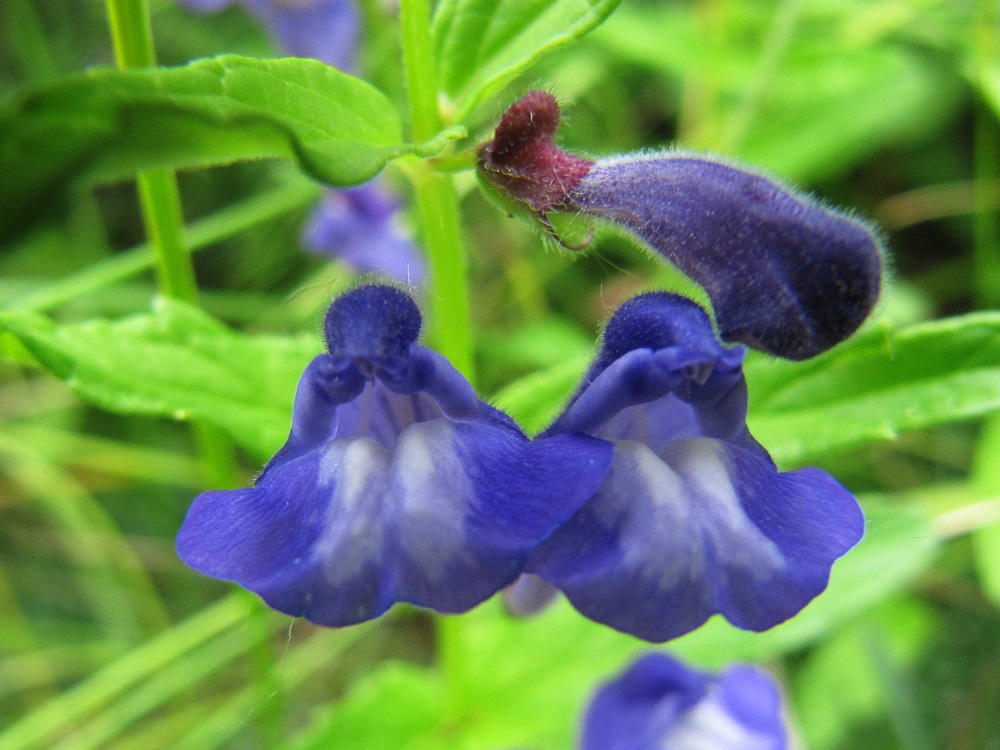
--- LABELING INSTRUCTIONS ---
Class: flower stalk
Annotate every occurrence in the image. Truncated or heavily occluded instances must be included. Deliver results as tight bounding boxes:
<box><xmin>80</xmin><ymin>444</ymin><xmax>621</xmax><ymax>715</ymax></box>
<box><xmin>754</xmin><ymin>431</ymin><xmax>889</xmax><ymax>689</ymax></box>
<box><xmin>399</xmin><ymin>0</ymin><xmax>475</xmax><ymax>382</ymax></box>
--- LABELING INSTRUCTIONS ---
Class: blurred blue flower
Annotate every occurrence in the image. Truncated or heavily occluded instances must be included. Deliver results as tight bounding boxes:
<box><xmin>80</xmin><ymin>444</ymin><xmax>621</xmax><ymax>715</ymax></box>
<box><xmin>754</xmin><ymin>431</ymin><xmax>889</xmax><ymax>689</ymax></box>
<box><xmin>179</xmin><ymin>0</ymin><xmax>426</xmax><ymax>283</ymax></box>
<box><xmin>523</xmin><ymin>291</ymin><xmax>864</xmax><ymax>642</ymax></box>
<box><xmin>177</xmin><ymin>284</ymin><xmax>610</xmax><ymax>626</ymax></box>
<box><xmin>582</xmin><ymin>653</ymin><xmax>787</xmax><ymax>750</ymax></box>
<box><xmin>477</xmin><ymin>91</ymin><xmax>883</xmax><ymax>360</ymax></box>
<box><xmin>303</xmin><ymin>182</ymin><xmax>426</xmax><ymax>285</ymax></box>
<box><xmin>179</xmin><ymin>0</ymin><xmax>359</xmax><ymax>70</ymax></box>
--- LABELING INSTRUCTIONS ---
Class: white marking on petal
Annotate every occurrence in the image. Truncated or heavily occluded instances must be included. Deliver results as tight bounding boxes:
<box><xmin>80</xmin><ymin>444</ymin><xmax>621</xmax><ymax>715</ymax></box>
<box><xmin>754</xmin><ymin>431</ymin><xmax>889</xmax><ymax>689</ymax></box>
<box><xmin>593</xmin><ymin>438</ymin><xmax>783</xmax><ymax>592</ymax></box>
<box><xmin>669</xmin><ymin>439</ymin><xmax>783</xmax><ymax>579</ymax></box>
<box><xmin>392</xmin><ymin>421</ymin><xmax>476</xmax><ymax>582</ymax></box>
<box><xmin>315</xmin><ymin>438</ymin><xmax>391</xmax><ymax>584</ymax></box>
<box><xmin>663</xmin><ymin>688</ymin><xmax>777</xmax><ymax>750</ymax></box>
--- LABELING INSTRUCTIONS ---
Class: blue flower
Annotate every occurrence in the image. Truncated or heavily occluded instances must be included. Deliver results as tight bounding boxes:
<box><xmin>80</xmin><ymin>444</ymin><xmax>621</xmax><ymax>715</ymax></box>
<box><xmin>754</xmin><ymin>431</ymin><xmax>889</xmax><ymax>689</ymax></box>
<box><xmin>179</xmin><ymin>0</ymin><xmax>360</xmax><ymax>71</ymax></box>
<box><xmin>581</xmin><ymin>653</ymin><xmax>787</xmax><ymax>750</ymax></box>
<box><xmin>177</xmin><ymin>284</ymin><xmax>611</xmax><ymax>626</ymax></box>
<box><xmin>303</xmin><ymin>181</ymin><xmax>427</xmax><ymax>285</ymax></box>
<box><xmin>477</xmin><ymin>91</ymin><xmax>883</xmax><ymax>360</ymax></box>
<box><xmin>522</xmin><ymin>291</ymin><xmax>864</xmax><ymax>642</ymax></box>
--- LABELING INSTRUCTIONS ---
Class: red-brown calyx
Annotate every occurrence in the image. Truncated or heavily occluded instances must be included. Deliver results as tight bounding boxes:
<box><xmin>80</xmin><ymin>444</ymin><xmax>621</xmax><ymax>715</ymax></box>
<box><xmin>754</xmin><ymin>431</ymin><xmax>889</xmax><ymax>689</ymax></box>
<box><xmin>477</xmin><ymin>91</ymin><xmax>594</xmax><ymax>215</ymax></box>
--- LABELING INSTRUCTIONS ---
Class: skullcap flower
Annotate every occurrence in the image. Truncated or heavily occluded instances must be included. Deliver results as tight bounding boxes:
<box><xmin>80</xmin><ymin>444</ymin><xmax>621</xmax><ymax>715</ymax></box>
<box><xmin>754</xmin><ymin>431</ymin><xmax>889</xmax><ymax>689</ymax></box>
<box><xmin>477</xmin><ymin>91</ymin><xmax>883</xmax><ymax>360</ymax></box>
<box><xmin>581</xmin><ymin>653</ymin><xmax>787</xmax><ymax>750</ymax></box>
<box><xmin>178</xmin><ymin>0</ymin><xmax>360</xmax><ymax>71</ymax></box>
<box><xmin>303</xmin><ymin>181</ymin><xmax>426</xmax><ymax>284</ymax></box>
<box><xmin>523</xmin><ymin>291</ymin><xmax>864</xmax><ymax>642</ymax></box>
<box><xmin>177</xmin><ymin>284</ymin><xmax>611</xmax><ymax>626</ymax></box>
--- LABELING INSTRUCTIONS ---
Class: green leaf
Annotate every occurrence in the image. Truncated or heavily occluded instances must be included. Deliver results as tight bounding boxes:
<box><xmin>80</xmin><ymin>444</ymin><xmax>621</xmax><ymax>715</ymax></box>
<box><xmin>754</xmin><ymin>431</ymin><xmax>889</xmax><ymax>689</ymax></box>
<box><xmin>446</xmin><ymin>501</ymin><xmax>938</xmax><ymax>749</ymax></box>
<box><xmin>433</xmin><ymin>0</ymin><xmax>622</xmax><ymax>121</ymax></box>
<box><xmin>794</xmin><ymin>596</ymin><xmax>937</xmax><ymax>750</ymax></box>
<box><xmin>745</xmin><ymin>314</ymin><xmax>1000</xmax><ymax>466</ymax></box>
<box><xmin>0</xmin><ymin>300</ymin><xmax>316</xmax><ymax>460</ymax></box>
<box><xmin>284</xmin><ymin>664</ymin><xmax>445</xmax><ymax>750</ymax></box>
<box><xmin>0</xmin><ymin>55</ymin><xmax>403</xmax><ymax>244</ymax></box>
<box><xmin>0</xmin><ymin>330</ymin><xmax>39</xmax><ymax>367</ymax></box>
<box><xmin>592</xmin><ymin>4</ymin><xmax>963</xmax><ymax>182</ymax></box>
<box><xmin>491</xmin><ymin>353</ymin><xmax>589</xmax><ymax>434</ymax></box>
<box><xmin>736</xmin><ymin>46</ymin><xmax>962</xmax><ymax>183</ymax></box>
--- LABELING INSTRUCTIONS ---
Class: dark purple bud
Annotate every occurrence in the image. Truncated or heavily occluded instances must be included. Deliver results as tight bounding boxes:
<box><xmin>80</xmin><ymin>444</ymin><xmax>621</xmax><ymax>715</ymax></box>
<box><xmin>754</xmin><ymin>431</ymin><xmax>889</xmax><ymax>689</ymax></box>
<box><xmin>477</xmin><ymin>92</ymin><xmax>883</xmax><ymax>360</ymax></box>
<box><xmin>567</xmin><ymin>155</ymin><xmax>883</xmax><ymax>359</ymax></box>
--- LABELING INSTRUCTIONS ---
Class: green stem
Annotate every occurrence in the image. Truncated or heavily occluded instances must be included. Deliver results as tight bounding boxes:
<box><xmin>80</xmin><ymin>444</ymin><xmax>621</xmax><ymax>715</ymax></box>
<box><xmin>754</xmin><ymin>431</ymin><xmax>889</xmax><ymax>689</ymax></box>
<box><xmin>399</xmin><ymin>0</ymin><xmax>474</xmax><ymax>716</ymax></box>
<box><xmin>399</xmin><ymin>0</ymin><xmax>475</xmax><ymax>380</ymax></box>
<box><xmin>106</xmin><ymin>0</ymin><xmax>236</xmax><ymax>487</ymax></box>
<box><xmin>410</xmin><ymin>163</ymin><xmax>476</xmax><ymax>379</ymax></box>
<box><xmin>400</xmin><ymin>0</ymin><xmax>443</xmax><ymax>141</ymax></box>
<box><xmin>436</xmin><ymin>614</ymin><xmax>467</xmax><ymax>721</ymax></box>
<box><xmin>106</xmin><ymin>0</ymin><xmax>156</xmax><ymax>70</ymax></box>
<box><xmin>136</xmin><ymin>169</ymin><xmax>201</xmax><ymax>303</ymax></box>
<box><xmin>106</xmin><ymin>0</ymin><xmax>199</xmax><ymax>305</ymax></box>
<box><xmin>974</xmin><ymin>0</ymin><xmax>1000</xmax><ymax>309</ymax></box>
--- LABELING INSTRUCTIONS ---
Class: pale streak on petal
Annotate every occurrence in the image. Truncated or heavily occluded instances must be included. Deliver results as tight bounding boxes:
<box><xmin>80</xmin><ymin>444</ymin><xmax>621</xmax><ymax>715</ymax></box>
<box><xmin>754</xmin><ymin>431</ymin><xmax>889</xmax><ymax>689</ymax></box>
<box><xmin>664</xmin><ymin>689</ymin><xmax>777</xmax><ymax>750</ymax></box>
<box><xmin>316</xmin><ymin>438</ymin><xmax>389</xmax><ymax>584</ymax></box>
<box><xmin>604</xmin><ymin>438</ymin><xmax>782</xmax><ymax>591</ymax></box>
<box><xmin>393</xmin><ymin>421</ymin><xmax>476</xmax><ymax>582</ymax></box>
<box><xmin>669</xmin><ymin>439</ymin><xmax>783</xmax><ymax>581</ymax></box>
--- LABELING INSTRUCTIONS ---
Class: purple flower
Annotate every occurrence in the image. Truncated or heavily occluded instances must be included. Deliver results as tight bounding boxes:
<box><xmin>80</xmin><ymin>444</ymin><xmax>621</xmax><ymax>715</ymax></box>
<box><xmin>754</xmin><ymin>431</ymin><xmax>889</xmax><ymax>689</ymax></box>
<box><xmin>177</xmin><ymin>284</ymin><xmax>610</xmax><ymax>626</ymax></box>
<box><xmin>581</xmin><ymin>653</ymin><xmax>787</xmax><ymax>750</ymax></box>
<box><xmin>303</xmin><ymin>182</ymin><xmax>427</xmax><ymax>285</ymax></box>
<box><xmin>179</xmin><ymin>0</ymin><xmax>360</xmax><ymax>71</ymax></box>
<box><xmin>523</xmin><ymin>291</ymin><xmax>864</xmax><ymax>642</ymax></box>
<box><xmin>477</xmin><ymin>91</ymin><xmax>883</xmax><ymax>361</ymax></box>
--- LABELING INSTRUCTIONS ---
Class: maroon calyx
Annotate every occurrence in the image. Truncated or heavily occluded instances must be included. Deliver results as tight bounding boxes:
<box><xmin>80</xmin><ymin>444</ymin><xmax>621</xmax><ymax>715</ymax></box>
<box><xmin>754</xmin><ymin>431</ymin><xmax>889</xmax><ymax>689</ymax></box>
<box><xmin>477</xmin><ymin>91</ymin><xmax>594</xmax><ymax>216</ymax></box>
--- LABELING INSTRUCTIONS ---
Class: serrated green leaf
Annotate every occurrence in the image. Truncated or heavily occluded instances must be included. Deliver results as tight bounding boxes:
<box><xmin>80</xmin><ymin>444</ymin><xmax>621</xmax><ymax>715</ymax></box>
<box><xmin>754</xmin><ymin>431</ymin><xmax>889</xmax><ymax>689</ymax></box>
<box><xmin>0</xmin><ymin>55</ymin><xmax>403</xmax><ymax>244</ymax></box>
<box><xmin>434</xmin><ymin>0</ymin><xmax>622</xmax><ymax>121</ymax></box>
<box><xmin>0</xmin><ymin>300</ymin><xmax>316</xmax><ymax>460</ymax></box>
<box><xmin>745</xmin><ymin>314</ymin><xmax>1000</xmax><ymax>466</ymax></box>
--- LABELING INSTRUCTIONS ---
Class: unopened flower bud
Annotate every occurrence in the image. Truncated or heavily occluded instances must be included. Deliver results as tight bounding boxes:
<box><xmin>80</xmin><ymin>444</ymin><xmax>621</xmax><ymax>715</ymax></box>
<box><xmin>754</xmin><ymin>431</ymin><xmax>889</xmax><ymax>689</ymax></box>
<box><xmin>478</xmin><ymin>91</ymin><xmax>884</xmax><ymax>360</ymax></box>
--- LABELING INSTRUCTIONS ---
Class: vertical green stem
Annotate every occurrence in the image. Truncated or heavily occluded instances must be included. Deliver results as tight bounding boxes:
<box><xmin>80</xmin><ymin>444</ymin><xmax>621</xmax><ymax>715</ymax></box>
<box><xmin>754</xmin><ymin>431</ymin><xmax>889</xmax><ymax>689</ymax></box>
<box><xmin>136</xmin><ymin>170</ymin><xmax>200</xmax><ymax>303</ymax></box>
<box><xmin>105</xmin><ymin>0</ymin><xmax>275</xmax><ymax>738</ymax></box>
<box><xmin>399</xmin><ymin>0</ymin><xmax>475</xmax><ymax>381</ymax></box>
<box><xmin>399</xmin><ymin>0</ymin><xmax>441</xmax><ymax>144</ymax></box>
<box><xmin>410</xmin><ymin>164</ymin><xmax>475</xmax><ymax>379</ymax></box>
<box><xmin>106</xmin><ymin>0</ymin><xmax>155</xmax><ymax>69</ymax></box>
<box><xmin>105</xmin><ymin>0</ymin><xmax>237</xmax><ymax>490</ymax></box>
<box><xmin>399</xmin><ymin>0</ymin><xmax>474</xmax><ymax>719</ymax></box>
<box><xmin>106</xmin><ymin>0</ymin><xmax>199</xmax><ymax>305</ymax></box>
<box><xmin>974</xmin><ymin>0</ymin><xmax>1000</xmax><ymax>309</ymax></box>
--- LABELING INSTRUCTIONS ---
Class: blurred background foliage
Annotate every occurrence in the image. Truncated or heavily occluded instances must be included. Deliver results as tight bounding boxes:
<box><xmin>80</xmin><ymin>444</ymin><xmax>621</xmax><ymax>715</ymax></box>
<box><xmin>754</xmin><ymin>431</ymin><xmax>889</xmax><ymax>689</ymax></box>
<box><xmin>0</xmin><ymin>0</ymin><xmax>999</xmax><ymax>748</ymax></box>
